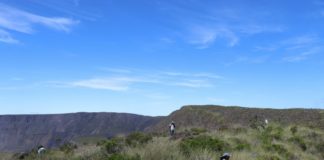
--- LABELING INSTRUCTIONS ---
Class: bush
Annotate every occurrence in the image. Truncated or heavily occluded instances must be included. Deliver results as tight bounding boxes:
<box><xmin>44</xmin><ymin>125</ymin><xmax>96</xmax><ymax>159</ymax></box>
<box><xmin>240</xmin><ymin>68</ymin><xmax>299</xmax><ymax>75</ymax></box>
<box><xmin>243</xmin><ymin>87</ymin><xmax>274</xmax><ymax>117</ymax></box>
<box><xmin>108</xmin><ymin>153</ymin><xmax>141</xmax><ymax>160</ymax></box>
<box><xmin>260</xmin><ymin>125</ymin><xmax>284</xmax><ymax>146</ymax></box>
<box><xmin>230</xmin><ymin>138</ymin><xmax>251</xmax><ymax>151</ymax></box>
<box><xmin>290</xmin><ymin>126</ymin><xmax>298</xmax><ymax>135</ymax></box>
<box><xmin>190</xmin><ymin>128</ymin><xmax>207</xmax><ymax>135</ymax></box>
<box><xmin>263</xmin><ymin>143</ymin><xmax>294</xmax><ymax>159</ymax></box>
<box><xmin>257</xmin><ymin>154</ymin><xmax>281</xmax><ymax>160</ymax></box>
<box><xmin>288</xmin><ymin>136</ymin><xmax>307</xmax><ymax>151</ymax></box>
<box><xmin>125</xmin><ymin>132</ymin><xmax>152</xmax><ymax>147</ymax></box>
<box><xmin>180</xmin><ymin>135</ymin><xmax>228</xmax><ymax>156</ymax></box>
<box><xmin>60</xmin><ymin>142</ymin><xmax>77</xmax><ymax>155</ymax></box>
<box><xmin>316</xmin><ymin>142</ymin><xmax>324</xmax><ymax>158</ymax></box>
<box><xmin>104</xmin><ymin>138</ymin><xmax>124</xmax><ymax>154</ymax></box>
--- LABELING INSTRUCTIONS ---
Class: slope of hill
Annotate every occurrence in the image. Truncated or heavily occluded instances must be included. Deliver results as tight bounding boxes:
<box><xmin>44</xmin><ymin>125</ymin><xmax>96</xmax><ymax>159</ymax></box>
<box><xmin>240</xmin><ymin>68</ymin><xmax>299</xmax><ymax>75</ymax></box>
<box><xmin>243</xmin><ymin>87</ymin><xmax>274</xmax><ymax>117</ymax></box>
<box><xmin>0</xmin><ymin>105</ymin><xmax>323</xmax><ymax>153</ymax></box>
<box><xmin>0</xmin><ymin>112</ymin><xmax>162</xmax><ymax>152</ymax></box>
<box><xmin>8</xmin><ymin>124</ymin><xmax>324</xmax><ymax>160</ymax></box>
<box><xmin>148</xmin><ymin>105</ymin><xmax>324</xmax><ymax>132</ymax></box>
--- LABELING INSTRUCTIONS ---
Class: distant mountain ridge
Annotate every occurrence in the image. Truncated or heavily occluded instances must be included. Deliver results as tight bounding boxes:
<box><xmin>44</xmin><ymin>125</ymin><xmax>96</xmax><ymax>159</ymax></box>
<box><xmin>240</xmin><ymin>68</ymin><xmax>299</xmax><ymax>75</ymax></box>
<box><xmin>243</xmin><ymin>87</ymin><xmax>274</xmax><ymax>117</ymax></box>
<box><xmin>0</xmin><ymin>105</ymin><xmax>323</xmax><ymax>152</ymax></box>
<box><xmin>148</xmin><ymin>105</ymin><xmax>324</xmax><ymax>132</ymax></box>
<box><xmin>0</xmin><ymin>112</ymin><xmax>161</xmax><ymax>152</ymax></box>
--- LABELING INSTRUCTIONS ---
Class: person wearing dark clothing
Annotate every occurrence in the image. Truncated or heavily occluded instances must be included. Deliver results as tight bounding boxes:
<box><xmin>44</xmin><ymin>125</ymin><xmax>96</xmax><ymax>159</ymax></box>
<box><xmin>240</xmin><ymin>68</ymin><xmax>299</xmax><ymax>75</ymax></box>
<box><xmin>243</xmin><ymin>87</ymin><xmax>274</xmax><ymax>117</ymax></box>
<box><xmin>220</xmin><ymin>153</ymin><xmax>230</xmax><ymax>160</ymax></box>
<box><xmin>169</xmin><ymin>121</ymin><xmax>176</xmax><ymax>136</ymax></box>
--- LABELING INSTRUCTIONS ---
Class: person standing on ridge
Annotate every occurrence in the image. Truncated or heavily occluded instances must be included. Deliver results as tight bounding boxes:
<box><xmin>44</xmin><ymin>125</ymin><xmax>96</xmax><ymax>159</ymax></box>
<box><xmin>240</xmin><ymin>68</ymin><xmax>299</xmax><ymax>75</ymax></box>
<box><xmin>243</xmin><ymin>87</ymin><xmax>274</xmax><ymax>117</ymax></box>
<box><xmin>169</xmin><ymin>121</ymin><xmax>176</xmax><ymax>136</ymax></box>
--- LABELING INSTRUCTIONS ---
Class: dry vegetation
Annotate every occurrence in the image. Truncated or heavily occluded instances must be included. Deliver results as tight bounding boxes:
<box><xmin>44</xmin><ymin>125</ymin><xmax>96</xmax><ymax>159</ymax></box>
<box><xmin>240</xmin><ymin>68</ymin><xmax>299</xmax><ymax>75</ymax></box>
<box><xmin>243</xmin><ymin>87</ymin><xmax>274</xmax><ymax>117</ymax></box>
<box><xmin>7</xmin><ymin>123</ymin><xmax>324</xmax><ymax>160</ymax></box>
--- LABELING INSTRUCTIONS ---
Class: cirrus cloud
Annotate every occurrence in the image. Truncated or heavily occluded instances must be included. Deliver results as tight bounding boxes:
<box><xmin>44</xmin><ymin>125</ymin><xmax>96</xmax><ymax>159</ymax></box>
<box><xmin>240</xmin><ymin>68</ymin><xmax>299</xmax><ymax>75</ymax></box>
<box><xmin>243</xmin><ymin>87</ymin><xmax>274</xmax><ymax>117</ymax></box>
<box><xmin>0</xmin><ymin>3</ymin><xmax>79</xmax><ymax>44</ymax></box>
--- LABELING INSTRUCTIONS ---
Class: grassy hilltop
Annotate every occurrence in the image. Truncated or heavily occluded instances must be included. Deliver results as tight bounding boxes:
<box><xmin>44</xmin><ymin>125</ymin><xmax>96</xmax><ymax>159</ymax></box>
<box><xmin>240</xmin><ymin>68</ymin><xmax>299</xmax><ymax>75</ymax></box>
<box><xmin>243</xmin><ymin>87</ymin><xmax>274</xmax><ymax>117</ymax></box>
<box><xmin>2</xmin><ymin>105</ymin><xmax>324</xmax><ymax>160</ymax></box>
<box><xmin>8</xmin><ymin>123</ymin><xmax>324</xmax><ymax>160</ymax></box>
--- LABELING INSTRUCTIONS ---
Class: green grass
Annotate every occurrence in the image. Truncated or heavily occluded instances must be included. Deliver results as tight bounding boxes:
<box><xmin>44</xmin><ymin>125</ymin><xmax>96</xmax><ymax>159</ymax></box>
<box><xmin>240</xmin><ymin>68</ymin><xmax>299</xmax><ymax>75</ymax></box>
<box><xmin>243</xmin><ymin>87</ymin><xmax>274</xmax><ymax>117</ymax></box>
<box><xmin>5</xmin><ymin>123</ymin><xmax>324</xmax><ymax>160</ymax></box>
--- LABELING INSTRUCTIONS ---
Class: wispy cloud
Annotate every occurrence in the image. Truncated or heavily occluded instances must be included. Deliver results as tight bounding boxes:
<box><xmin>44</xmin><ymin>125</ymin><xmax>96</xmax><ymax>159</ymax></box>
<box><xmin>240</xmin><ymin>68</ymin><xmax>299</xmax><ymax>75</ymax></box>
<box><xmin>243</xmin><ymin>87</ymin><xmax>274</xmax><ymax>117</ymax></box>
<box><xmin>0</xmin><ymin>3</ymin><xmax>79</xmax><ymax>43</ymax></box>
<box><xmin>238</xmin><ymin>25</ymin><xmax>283</xmax><ymax>35</ymax></box>
<box><xmin>254</xmin><ymin>46</ymin><xmax>278</xmax><ymax>52</ymax></box>
<box><xmin>161</xmin><ymin>71</ymin><xmax>223</xmax><ymax>79</ymax></box>
<box><xmin>62</xmin><ymin>69</ymin><xmax>223</xmax><ymax>91</ymax></box>
<box><xmin>158</xmin><ymin>1</ymin><xmax>283</xmax><ymax>49</ymax></box>
<box><xmin>225</xmin><ymin>55</ymin><xmax>270</xmax><ymax>66</ymax></box>
<box><xmin>173</xmin><ymin>79</ymin><xmax>213</xmax><ymax>88</ymax></box>
<box><xmin>280</xmin><ymin>35</ymin><xmax>322</xmax><ymax>62</ymax></box>
<box><xmin>281</xmin><ymin>35</ymin><xmax>318</xmax><ymax>50</ymax></box>
<box><xmin>100</xmin><ymin>68</ymin><xmax>132</xmax><ymax>74</ymax></box>
<box><xmin>283</xmin><ymin>47</ymin><xmax>322</xmax><ymax>62</ymax></box>
<box><xmin>189</xmin><ymin>26</ymin><xmax>238</xmax><ymax>48</ymax></box>
<box><xmin>70</xmin><ymin>77</ymin><xmax>143</xmax><ymax>91</ymax></box>
<box><xmin>29</xmin><ymin>0</ymin><xmax>99</xmax><ymax>21</ymax></box>
<box><xmin>0</xmin><ymin>29</ymin><xmax>19</xmax><ymax>44</ymax></box>
<box><xmin>254</xmin><ymin>34</ymin><xmax>322</xmax><ymax>63</ymax></box>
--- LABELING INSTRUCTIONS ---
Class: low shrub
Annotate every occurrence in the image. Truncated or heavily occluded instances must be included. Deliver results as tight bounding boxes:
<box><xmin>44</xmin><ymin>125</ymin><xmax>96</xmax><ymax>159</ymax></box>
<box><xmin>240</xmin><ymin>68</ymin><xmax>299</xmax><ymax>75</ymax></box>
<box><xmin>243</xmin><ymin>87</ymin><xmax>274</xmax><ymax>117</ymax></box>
<box><xmin>290</xmin><ymin>126</ymin><xmax>298</xmax><ymax>135</ymax></box>
<box><xmin>60</xmin><ymin>142</ymin><xmax>77</xmax><ymax>155</ymax></box>
<box><xmin>190</xmin><ymin>128</ymin><xmax>207</xmax><ymax>135</ymax></box>
<box><xmin>108</xmin><ymin>153</ymin><xmax>141</xmax><ymax>160</ymax></box>
<box><xmin>104</xmin><ymin>138</ymin><xmax>124</xmax><ymax>154</ymax></box>
<box><xmin>125</xmin><ymin>132</ymin><xmax>152</xmax><ymax>147</ymax></box>
<box><xmin>288</xmin><ymin>136</ymin><xmax>307</xmax><ymax>151</ymax></box>
<box><xmin>263</xmin><ymin>143</ymin><xmax>294</xmax><ymax>159</ymax></box>
<box><xmin>180</xmin><ymin>135</ymin><xmax>229</xmax><ymax>156</ymax></box>
<box><xmin>230</xmin><ymin>138</ymin><xmax>251</xmax><ymax>151</ymax></box>
<box><xmin>257</xmin><ymin>154</ymin><xmax>281</xmax><ymax>160</ymax></box>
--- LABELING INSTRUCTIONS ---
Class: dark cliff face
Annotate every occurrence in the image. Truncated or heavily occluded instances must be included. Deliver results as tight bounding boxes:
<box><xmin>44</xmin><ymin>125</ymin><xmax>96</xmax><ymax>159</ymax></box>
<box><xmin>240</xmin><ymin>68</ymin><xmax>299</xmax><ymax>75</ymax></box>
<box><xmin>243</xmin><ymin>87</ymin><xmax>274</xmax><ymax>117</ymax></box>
<box><xmin>0</xmin><ymin>112</ymin><xmax>162</xmax><ymax>152</ymax></box>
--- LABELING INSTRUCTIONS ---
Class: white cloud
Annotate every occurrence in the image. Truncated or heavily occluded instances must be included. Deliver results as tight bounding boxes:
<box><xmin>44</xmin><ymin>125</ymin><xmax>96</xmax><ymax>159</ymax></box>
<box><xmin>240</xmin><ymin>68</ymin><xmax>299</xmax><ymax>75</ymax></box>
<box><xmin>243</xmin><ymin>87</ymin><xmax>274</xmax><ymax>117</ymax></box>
<box><xmin>101</xmin><ymin>68</ymin><xmax>132</xmax><ymax>74</ymax></box>
<box><xmin>0</xmin><ymin>3</ymin><xmax>79</xmax><ymax>43</ymax></box>
<box><xmin>0</xmin><ymin>29</ymin><xmax>19</xmax><ymax>44</ymax></box>
<box><xmin>239</xmin><ymin>25</ymin><xmax>283</xmax><ymax>35</ymax></box>
<box><xmin>281</xmin><ymin>35</ymin><xmax>318</xmax><ymax>50</ymax></box>
<box><xmin>65</xmin><ymin>69</ymin><xmax>222</xmax><ymax>91</ymax></box>
<box><xmin>161</xmin><ymin>71</ymin><xmax>222</xmax><ymax>79</ymax></box>
<box><xmin>254</xmin><ymin>46</ymin><xmax>278</xmax><ymax>52</ymax></box>
<box><xmin>189</xmin><ymin>26</ymin><xmax>238</xmax><ymax>48</ymax></box>
<box><xmin>173</xmin><ymin>79</ymin><xmax>213</xmax><ymax>88</ymax></box>
<box><xmin>70</xmin><ymin>77</ymin><xmax>155</xmax><ymax>91</ymax></box>
<box><xmin>71</xmin><ymin>78</ymin><xmax>129</xmax><ymax>91</ymax></box>
<box><xmin>225</xmin><ymin>55</ymin><xmax>271</xmax><ymax>66</ymax></box>
<box><xmin>283</xmin><ymin>47</ymin><xmax>321</xmax><ymax>62</ymax></box>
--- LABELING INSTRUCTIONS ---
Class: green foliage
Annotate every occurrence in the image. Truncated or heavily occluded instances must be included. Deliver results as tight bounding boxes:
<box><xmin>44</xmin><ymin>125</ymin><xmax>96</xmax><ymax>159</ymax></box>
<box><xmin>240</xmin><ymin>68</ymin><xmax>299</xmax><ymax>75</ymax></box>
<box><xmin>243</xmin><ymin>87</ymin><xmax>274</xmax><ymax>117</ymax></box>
<box><xmin>230</xmin><ymin>138</ymin><xmax>251</xmax><ymax>151</ymax></box>
<box><xmin>125</xmin><ymin>132</ymin><xmax>152</xmax><ymax>147</ymax></box>
<box><xmin>249</xmin><ymin>115</ymin><xmax>266</xmax><ymax>130</ymax></box>
<box><xmin>257</xmin><ymin>154</ymin><xmax>281</xmax><ymax>160</ymax></box>
<box><xmin>180</xmin><ymin>135</ymin><xmax>228</xmax><ymax>156</ymax></box>
<box><xmin>289</xmin><ymin>136</ymin><xmax>307</xmax><ymax>151</ymax></box>
<box><xmin>60</xmin><ymin>142</ymin><xmax>78</xmax><ymax>155</ymax></box>
<box><xmin>108</xmin><ymin>153</ymin><xmax>141</xmax><ymax>160</ymax></box>
<box><xmin>263</xmin><ymin>143</ymin><xmax>294</xmax><ymax>159</ymax></box>
<box><xmin>190</xmin><ymin>128</ymin><xmax>207</xmax><ymax>135</ymax></box>
<box><xmin>315</xmin><ymin>142</ymin><xmax>324</xmax><ymax>158</ymax></box>
<box><xmin>8</xmin><ymin>124</ymin><xmax>324</xmax><ymax>160</ymax></box>
<box><xmin>290</xmin><ymin>126</ymin><xmax>298</xmax><ymax>135</ymax></box>
<box><xmin>260</xmin><ymin>125</ymin><xmax>284</xmax><ymax>146</ymax></box>
<box><xmin>104</xmin><ymin>138</ymin><xmax>124</xmax><ymax>154</ymax></box>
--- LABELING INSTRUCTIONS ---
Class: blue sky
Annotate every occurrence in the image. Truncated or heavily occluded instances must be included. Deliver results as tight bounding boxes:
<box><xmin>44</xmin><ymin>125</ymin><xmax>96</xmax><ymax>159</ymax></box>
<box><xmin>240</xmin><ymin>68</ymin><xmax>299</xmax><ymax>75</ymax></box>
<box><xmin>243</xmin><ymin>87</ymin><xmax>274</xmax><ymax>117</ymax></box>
<box><xmin>0</xmin><ymin>0</ymin><xmax>324</xmax><ymax>116</ymax></box>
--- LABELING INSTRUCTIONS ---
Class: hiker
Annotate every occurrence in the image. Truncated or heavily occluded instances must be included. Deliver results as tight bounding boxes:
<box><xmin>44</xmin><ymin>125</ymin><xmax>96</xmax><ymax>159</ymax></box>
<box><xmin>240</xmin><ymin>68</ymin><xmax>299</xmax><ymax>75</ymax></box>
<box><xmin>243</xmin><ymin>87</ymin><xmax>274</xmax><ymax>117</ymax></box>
<box><xmin>220</xmin><ymin>153</ymin><xmax>230</xmax><ymax>160</ymax></box>
<box><xmin>37</xmin><ymin>145</ymin><xmax>46</xmax><ymax>155</ymax></box>
<box><xmin>169</xmin><ymin>121</ymin><xmax>176</xmax><ymax>136</ymax></box>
